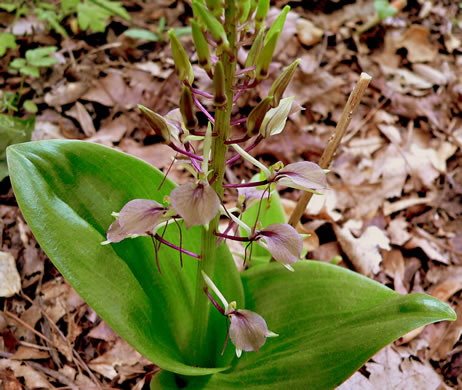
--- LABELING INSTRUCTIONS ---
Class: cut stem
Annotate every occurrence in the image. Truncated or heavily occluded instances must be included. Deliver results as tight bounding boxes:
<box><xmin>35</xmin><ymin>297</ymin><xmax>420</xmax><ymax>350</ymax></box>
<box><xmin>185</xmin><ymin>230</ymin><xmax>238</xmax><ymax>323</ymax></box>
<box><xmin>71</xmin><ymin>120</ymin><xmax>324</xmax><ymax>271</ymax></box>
<box><xmin>288</xmin><ymin>72</ymin><xmax>372</xmax><ymax>227</ymax></box>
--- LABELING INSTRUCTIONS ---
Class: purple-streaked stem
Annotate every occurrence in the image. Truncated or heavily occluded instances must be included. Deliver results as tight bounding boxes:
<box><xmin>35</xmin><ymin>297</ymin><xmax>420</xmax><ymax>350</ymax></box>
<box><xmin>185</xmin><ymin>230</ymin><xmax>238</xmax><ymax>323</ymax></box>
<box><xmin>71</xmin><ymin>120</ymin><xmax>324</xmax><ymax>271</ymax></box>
<box><xmin>230</xmin><ymin>117</ymin><xmax>247</xmax><ymax>126</ymax></box>
<box><xmin>226</xmin><ymin>135</ymin><xmax>263</xmax><ymax>165</ymax></box>
<box><xmin>192</xmin><ymin>94</ymin><xmax>215</xmax><ymax>124</ymax></box>
<box><xmin>170</xmin><ymin>143</ymin><xmax>203</xmax><ymax>161</ymax></box>
<box><xmin>216</xmin><ymin>221</ymin><xmax>236</xmax><ymax>246</ymax></box>
<box><xmin>225</xmin><ymin>134</ymin><xmax>250</xmax><ymax>145</ymax></box>
<box><xmin>233</xmin><ymin>89</ymin><xmax>245</xmax><ymax>103</ymax></box>
<box><xmin>190</xmin><ymin>87</ymin><xmax>213</xmax><ymax>99</ymax></box>
<box><xmin>235</xmin><ymin>66</ymin><xmax>256</xmax><ymax>76</ymax></box>
<box><xmin>232</xmin><ymin>80</ymin><xmax>257</xmax><ymax>90</ymax></box>
<box><xmin>154</xmin><ymin>234</ymin><xmax>201</xmax><ymax>259</ymax></box>
<box><xmin>223</xmin><ymin>179</ymin><xmax>268</xmax><ymax>188</ymax></box>
<box><xmin>214</xmin><ymin>232</ymin><xmax>252</xmax><ymax>242</ymax></box>
<box><xmin>204</xmin><ymin>287</ymin><xmax>225</xmax><ymax>315</ymax></box>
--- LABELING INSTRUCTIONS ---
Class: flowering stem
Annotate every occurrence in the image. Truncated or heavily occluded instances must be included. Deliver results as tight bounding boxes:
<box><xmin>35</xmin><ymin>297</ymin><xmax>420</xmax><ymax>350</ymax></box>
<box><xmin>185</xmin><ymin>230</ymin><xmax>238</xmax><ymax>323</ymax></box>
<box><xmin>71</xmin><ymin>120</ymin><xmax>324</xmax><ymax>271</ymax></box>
<box><xmin>189</xmin><ymin>1</ymin><xmax>237</xmax><ymax>367</ymax></box>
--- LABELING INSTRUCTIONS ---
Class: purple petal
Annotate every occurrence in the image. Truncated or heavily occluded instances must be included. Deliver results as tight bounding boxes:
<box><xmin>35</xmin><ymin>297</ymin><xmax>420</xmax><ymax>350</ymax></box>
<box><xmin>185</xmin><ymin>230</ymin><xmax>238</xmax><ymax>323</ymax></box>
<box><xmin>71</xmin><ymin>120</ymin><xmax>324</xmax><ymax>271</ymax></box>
<box><xmin>119</xmin><ymin>199</ymin><xmax>166</xmax><ymax>235</ymax></box>
<box><xmin>107</xmin><ymin>219</ymin><xmax>128</xmax><ymax>243</ymax></box>
<box><xmin>229</xmin><ymin>309</ymin><xmax>269</xmax><ymax>353</ymax></box>
<box><xmin>276</xmin><ymin>161</ymin><xmax>326</xmax><ymax>191</ymax></box>
<box><xmin>258</xmin><ymin>223</ymin><xmax>303</xmax><ymax>265</ymax></box>
<box><xmin>170</xmin><ymin>182</ymin><xmax>219</xmax><ymax>229</ymax></box>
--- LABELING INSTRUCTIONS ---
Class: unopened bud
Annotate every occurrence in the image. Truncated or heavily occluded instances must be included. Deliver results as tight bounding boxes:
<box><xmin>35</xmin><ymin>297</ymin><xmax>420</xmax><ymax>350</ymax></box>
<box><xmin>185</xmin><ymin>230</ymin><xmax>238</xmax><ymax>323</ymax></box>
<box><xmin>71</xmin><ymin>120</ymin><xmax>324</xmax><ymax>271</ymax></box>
<box><xmin>245</xmin><ymin>29</ymin><xmax>265</xmax><ymax>78</ymax></box>
<box><xmin>191</xmin><ymin>20</ymin><xmax>212</xmax><ymax>76</ymax></box>
<box><xmin>238</xmin><ymin>0</ymin><xmax>251</xmax><ymax>24</ymax></box>
<box><xmin>138</xmin><ymin>105</ymin><xmax>170</xmax><ymax>144</ymax></box>
<box><xmin>256</xmin><ymin>32</ymin><xmax>278</xmax><ymax>80</ymax></box>
<box><xmin>180</xmin><ymin>86</ymin><xmax>197</xmax><ymax>130</ymax></box>
<box><xmin>168</xmin><ymin>29</ymin><xmax>194</xmax><ymax>85</ymax></box>
<box><xmin>246</xmin><ymin>96</ymin><xmax>273</xmax><ymax>136</ymax></box>
<box><xmin>264</xmin><ymin>5</ymin><xmax>290</xmax><ymax>46</ymax></box>
<box><xmin>255</xmin><ymin>0</ymin><xmax>269</xmax><ymax>32</ymax></box>
<box><xmin>268</xmin><ymin>59</ymin><xmax>300</xmax><ymax>107</ymax></box>
<box><xmin>205</xmin><ymin>0</ymin><xmax>222</xmax><ymax>17</ymax></box>
<box><xmin>213</xmin><ymin>61</ymin><xmax>227</xmax><ymax>107</ymax></box>
<box><xmin>193</xmin><ymin>0</ymin><xmax>230</xmax><ymax>53</ymax></box>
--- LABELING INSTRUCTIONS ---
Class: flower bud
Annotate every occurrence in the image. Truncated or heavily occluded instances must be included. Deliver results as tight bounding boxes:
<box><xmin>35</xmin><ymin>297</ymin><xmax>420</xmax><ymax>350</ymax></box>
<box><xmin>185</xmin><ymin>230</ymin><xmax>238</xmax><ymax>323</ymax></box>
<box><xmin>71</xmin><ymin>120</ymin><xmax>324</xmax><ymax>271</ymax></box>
<box><xmin>259</xmin><ymin>96</ymin><xmax>293</xmax><ymax>138</ymax></box>
<box><xmin>255</xmin><ymin>0</ymin><xmax>269</xmax><ymax>32</ymax></box>
<box><xmin>256</xmin><ymin>32</ymin><xmax>278</xmax><ymax>80</ymax></box>
<box><xmin>246</xmin><ymin>96</ymin><xmax>273</xmax><ymax>137</ymax></box>
<box><xmin>168</xmin><ymin>29</ymin><xmax>194</xmax><ymax>85</ymax></box>
<box><xmin>264</xmin><ymin>5</ymin><xmax>290</xmax><ymax>46</ymax></box>
<box><xmin>180</xmin><ymin>86</ymin><xmax>197</xmax><ymax>130</ymax></box>
<box><xmin>193</xmin><ymin>0</ymin><xmax>230</xmax><ymax>53</ymax></box>
<box><xmin>138</xmin><ymin>105</ymin><xmax>171</xmax><ymax>144</ymax></box>
<box><xmin>205</xmin><ymin>0</ymin><xmax>222</xmax><ymax>17</ymax></box>
<box><xmin>191</xmin><ymin>19</ymin><xmax>212</xmax><ymax>76</ymax></box>
<box><xmin>238</xmin><ymin>0</ymin><xmax>251</xmax><ymax>24</ymax></box>
<box><xmin>244</xmin><ymin>28</ymin><xmax>265</xmax><ymax>74</ymax></box>
<box><xmin>268</xmin><ymin>59</ymin><xmax>300</xmax><ymax>107</ymax></box>
<box><xmin>213</xmin><ymin>61</ymin><xmax>227</xmax><ymax>107</ymax></box>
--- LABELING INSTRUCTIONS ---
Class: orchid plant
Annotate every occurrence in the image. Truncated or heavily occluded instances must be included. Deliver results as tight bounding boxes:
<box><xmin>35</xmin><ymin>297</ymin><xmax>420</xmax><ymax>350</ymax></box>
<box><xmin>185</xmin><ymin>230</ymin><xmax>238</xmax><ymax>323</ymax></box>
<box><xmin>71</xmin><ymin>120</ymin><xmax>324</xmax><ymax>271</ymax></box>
<box><xmin>6</xmin><ymin>1</ymin><xmax>455</xmax><ymax>389</ymax></box>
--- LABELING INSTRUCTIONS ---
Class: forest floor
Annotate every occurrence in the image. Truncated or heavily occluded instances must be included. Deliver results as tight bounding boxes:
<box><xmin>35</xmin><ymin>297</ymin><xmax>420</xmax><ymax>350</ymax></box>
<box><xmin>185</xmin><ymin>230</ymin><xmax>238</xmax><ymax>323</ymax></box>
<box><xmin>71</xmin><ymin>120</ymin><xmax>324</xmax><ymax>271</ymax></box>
<box><xmin>0</xmin><ymin>0</ymin><xmax>461</xmax><ymax>388</ymax></box>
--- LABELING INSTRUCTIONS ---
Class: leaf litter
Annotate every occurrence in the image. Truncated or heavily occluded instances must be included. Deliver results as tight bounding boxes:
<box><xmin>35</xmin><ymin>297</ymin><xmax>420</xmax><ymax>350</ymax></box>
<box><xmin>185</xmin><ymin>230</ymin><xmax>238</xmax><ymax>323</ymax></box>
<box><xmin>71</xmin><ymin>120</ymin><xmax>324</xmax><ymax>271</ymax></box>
<box><xmin>0</xmin><ymin>0</ymin><xmax>461</xmax><ymax>388</ymax></box>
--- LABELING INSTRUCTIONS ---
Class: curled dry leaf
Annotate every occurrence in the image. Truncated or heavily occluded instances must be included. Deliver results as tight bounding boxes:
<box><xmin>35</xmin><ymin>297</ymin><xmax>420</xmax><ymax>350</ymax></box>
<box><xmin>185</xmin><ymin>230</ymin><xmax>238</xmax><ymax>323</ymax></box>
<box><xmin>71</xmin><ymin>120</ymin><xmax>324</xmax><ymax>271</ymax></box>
<box><xmin>398</xmin><ymin>24</ymin><xmax>437</xmax><ymax>63</ymax></box>
<box><xmin>334</xmin><ymin>221</ymin><xmax>390</xmax><ymax>277</ymax></box>
<box><xmin>0</xmin><ymin>251</ymin><xmax>21</xmax><ymax>297</ymax></box>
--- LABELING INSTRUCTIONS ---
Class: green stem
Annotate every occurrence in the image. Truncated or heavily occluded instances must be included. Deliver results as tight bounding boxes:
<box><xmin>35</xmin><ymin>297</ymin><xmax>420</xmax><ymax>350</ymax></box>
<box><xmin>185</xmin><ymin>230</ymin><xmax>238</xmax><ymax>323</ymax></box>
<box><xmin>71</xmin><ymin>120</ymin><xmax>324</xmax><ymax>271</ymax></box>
<box><xmin>189</xmin><ymin>2</ymin><xmax>237</xmax><ymax>367</ymax></box>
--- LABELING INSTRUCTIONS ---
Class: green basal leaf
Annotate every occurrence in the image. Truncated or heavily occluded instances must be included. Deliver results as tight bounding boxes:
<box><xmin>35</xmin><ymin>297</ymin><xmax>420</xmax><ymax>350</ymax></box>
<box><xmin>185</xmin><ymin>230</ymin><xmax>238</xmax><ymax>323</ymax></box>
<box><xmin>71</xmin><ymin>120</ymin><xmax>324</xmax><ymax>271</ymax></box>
<box><xmin>374</xmin><ymin>0</ymin><xmax>398</xmax><ymax>20</ymax></box>
<box><xmin>0</xmin><ymin>114</ymin><xmax>34</xmax><ymax>181</ymax></box>
<box><xmin>23</xmin><ymin>100</ymin><xmax>38</xmax><ymax>114</ymax></box>
<box><xmin>152</xmin><ymin>261</ymin><xmax>456</xmax><ymax>389</ymax></box>
<box><xmin>7</xmin><ymin>140</ymin><xmax>244</xmax><ymax>375</ymax></box>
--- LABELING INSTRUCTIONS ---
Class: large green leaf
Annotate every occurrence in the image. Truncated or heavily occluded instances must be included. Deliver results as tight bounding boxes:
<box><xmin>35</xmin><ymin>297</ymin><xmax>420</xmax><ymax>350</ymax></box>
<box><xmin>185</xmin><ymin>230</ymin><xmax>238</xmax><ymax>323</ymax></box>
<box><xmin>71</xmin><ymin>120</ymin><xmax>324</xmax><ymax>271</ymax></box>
<box><xmin>151</xmin><ymin>261</ymin><xmax>456</xmax><ymax>389</ymax></box>
<box><xmin>7</xmin><ymin>140</ymin><xmax>244</xmax><ymax>375</ymax></box>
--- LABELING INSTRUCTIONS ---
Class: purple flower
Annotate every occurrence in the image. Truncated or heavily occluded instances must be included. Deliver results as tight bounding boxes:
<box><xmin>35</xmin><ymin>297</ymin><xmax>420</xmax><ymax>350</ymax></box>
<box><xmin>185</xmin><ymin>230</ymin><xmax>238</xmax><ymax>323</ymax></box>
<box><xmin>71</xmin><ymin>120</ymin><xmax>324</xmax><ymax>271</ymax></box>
<box><xmin>274</xmin><ymin>161</ymin><xmax>326</xmax><ymax>192</ymax></box>
<box><xmin>170</xmin><ymin>182</ymin><xmax>219</xmax><ymax>229</ymax></box>
<box><xmin>201</xmin><ymin>271</ymin><xmax>278</xmax><ymax>358</ymax></box>
<box><xmin>256</xmin><ymin>223</ymin><xmax>303</xmax><ymax>270</ymax></box>
<box><xmin>229</xmin><ymin>309</ymin><xmax>278</xmax><ymax>357</ymax></box>
<box><xmin>106</xmin><ymin>199</ymin><xmax>168</xmax><ymax>243</ymax></box>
